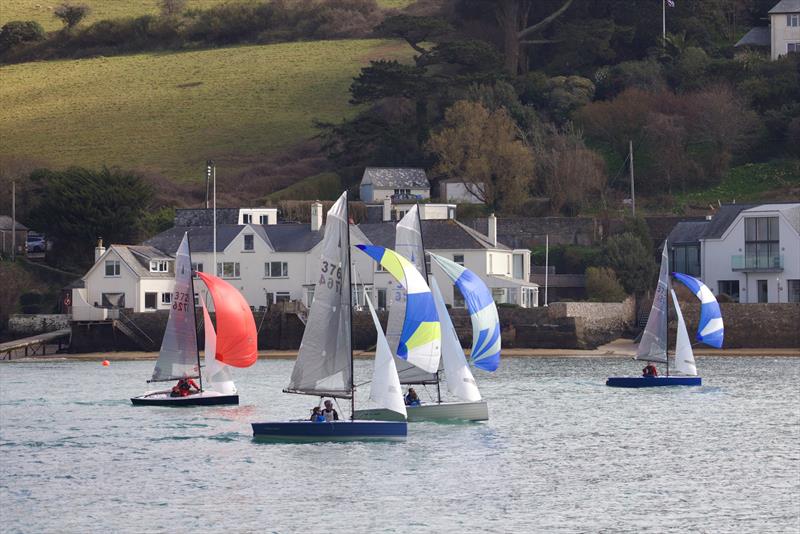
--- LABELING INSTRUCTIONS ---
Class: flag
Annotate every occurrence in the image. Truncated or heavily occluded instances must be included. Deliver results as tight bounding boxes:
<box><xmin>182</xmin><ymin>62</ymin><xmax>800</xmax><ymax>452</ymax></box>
<box><xmin>666</xmin><ymin>0</ymin><xmax>675</xmax><ymax>7</ymax></box>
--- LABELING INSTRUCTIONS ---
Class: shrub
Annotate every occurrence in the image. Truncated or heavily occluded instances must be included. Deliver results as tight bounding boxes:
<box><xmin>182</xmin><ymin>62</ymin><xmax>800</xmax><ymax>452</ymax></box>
<box><xmin>586</xmin><ymin>266</ymin><xmax>627</xmax><ymax>302</ymax></box>
<box><xmin>0</xmin><ymin>21</ymin><xmax>46</xmax><ymax>52</ymax></box>
<box><xmin>54</xmin><ymin>3</ymin><xmax>91</xmax><ymax>30</ymax></box>
<box><xmin>19</xmin><ymin>292</ymin><xmax>42</xmax><ymax>306</ymax></box>
<box><xmin>602</xmin><ymin>232</ymin><xmax>656</xmax><ymax>295</ymax></box>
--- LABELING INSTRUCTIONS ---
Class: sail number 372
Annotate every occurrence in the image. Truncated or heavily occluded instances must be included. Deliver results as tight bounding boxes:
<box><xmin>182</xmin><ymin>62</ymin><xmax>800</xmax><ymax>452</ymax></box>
<box><xmin>172</xmin><ymin>291</ymin><xmax>191</xmax><ymax>311</ymax></box>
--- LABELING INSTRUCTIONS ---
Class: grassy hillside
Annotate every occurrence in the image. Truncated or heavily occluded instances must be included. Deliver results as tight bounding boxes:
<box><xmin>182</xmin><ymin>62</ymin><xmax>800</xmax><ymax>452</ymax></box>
<box><xmin>0</xmin><ymin>39</ymin><xmax>411</xmax><ymax>182</ymax></box>
<box><xmin>1</xmin><ymin>0</ymin><xmax>415</xmax><ymax>31</ymax></box>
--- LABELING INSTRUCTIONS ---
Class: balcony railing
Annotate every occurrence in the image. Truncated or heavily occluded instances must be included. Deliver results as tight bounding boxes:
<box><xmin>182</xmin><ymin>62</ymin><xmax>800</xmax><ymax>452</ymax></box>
<box><xmin>731</xmin><ymin>254</ymin><xmax>784</xmax><ymax>271</ymax></box>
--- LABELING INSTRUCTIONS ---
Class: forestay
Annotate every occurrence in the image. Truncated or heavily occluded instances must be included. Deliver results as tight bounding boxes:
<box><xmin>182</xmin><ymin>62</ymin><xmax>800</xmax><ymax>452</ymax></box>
<box><xmin>670</xmin><ymin>289</ymin><xmax>697</xmax><ymax>376</ymax></box>
<box><xmin>636</xmin><ymin>241</ymin><xmax>669</xmax><ymax>363</ymax></box>
<box><xmin>430</xmin><ymin>253</ymin><xmax>501</xmax><ymax>372</ymax></box>
<box><xmin>365</xmin><ymin>296</ymin><xmax>407</xmax><ymax>417</ymax></box>
<box><xmin>287</xmin><ymin>192</ymin><xmax>353</xmax><ymax>397</ymax></box>
<box><xmin>386</xmin><ymin>206</ymin><xmax>439</xmax><ymax>384</ymax></box>
<box><xmin>431</xmin><ymin>277</ymin><xmax>481</xmax><ymax>402</ymax></box>
<box><xmin>200</xmin><ymin>298</ymin><xmax>236</xmax><ymax>395</ymax></box>
<box><xmin>356</xmin><ymin>244</ymin><xmax>441</xmax><ymax>374</ymax></box>
<box><xmin>151</xmin><ymin>233</ymin><xmax>199</xmax><ymax>382</ymax></box>
<box><xmin>671</xmin><ymin>272</ymin><xmax>724</xmax><ymax>349</ymax></box>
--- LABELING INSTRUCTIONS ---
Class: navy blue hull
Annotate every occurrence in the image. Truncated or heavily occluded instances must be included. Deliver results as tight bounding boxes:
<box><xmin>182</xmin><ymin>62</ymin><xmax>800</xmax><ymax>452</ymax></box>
<box><xmin>606</xmin><ymin>376</ymin><xmax>702</xmax><ymax>388</ymax></box>
<box><xmin>130</xmin><ymin>394</ymin><xmax>239</xmax><ymax>406</ymax></box>
<box><xmin>251</xmin><ymin>420</ymin><xmax>407</xmax><ymax>442</ymax></box>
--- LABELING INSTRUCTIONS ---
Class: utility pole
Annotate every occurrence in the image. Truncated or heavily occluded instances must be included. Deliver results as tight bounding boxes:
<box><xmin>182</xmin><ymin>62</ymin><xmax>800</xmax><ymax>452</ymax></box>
<box><xmin>11</xmin><ymin>181</ymin><xmax>16</xmax><ymax>261</ymax></box>
<box><xmin>629</xmin><ymin>140</ymin><xmax>636</xmax><ymax>217</ymax></box>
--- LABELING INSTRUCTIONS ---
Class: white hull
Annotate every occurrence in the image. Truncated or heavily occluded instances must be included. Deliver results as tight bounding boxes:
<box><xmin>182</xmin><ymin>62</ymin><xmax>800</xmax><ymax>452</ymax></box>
<box><xmin>353</xmin><ymin>400</ymin><xmax>488</xmax><ymax>422</ymax></box>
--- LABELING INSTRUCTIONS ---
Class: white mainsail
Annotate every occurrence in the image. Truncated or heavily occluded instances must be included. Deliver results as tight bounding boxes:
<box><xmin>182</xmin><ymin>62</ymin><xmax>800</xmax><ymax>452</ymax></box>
<box><xmin>386</xmin><ymin>205</ymin><xmax>439</xmax><ymax>384</ymax></box>
<box><xmin>201</xmin><ymin>298</ymin><xmax>236</xmax><ymax>395</ymax></box>
<box><xmin>287</xmin><ymin>192</ymin><xmax>352</xmax><ymax>397</ymax></box>
<box><xmin>151</xmin><ymin>233</ymin><xmax>200</xmax><ymax>381</ymax></box>
<box><xmin>365</xmin><ymin>296</ymin><xmax>407</xmax><ymax>417</ymax></box>
<box><xmin>636</xmin><ymin>240</ymin><xmax>669</xmax><ymax>363</ymax></box>
<box><xmin>431</xmin><ymin>277</ymin><xmax>481</xmax><ymax>402</ymax></box>
<box><xmin>670</xmin><ymin>289</ymin><xmax>698</xmax><ymax>376</ymax></box>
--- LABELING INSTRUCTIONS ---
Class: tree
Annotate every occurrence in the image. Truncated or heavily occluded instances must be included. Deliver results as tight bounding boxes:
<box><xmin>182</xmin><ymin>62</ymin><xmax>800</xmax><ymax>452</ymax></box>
<box><xmin>0</xmin><ymin>21</ymin><xmax>45</xmax><ymax>52</ymax></box>
<box><xmin>495</xmin><ymin>0</ymin><xmax>574</xmax><ymax>74</ymax></box>
<box><xmin>377</xmin><ymin>15</ymin><xmax>452</xmax><ymax>63</ymax></box>
<box><xmin>586</xmin><ymin>266</ymin><xmax>627</xmax><ymax>302</ymax></box>
<box><xmin>602</xmin><ymin>232</ymin><xmax>656</xmax><ymax>295</ymax></box>
<box><xmin>426</xmin><ymin>100</ymin><xmax>534</xmax><ymax>212</ymax></box>
<box><xmin>26</xmin><ymin>167</ymin><xmax>154</xmax><ymax>267</ymax></box>
<box><xmin>54</xmin><ymin>3</ymin><xmax>90</xmax><ymax>30</ymax></box>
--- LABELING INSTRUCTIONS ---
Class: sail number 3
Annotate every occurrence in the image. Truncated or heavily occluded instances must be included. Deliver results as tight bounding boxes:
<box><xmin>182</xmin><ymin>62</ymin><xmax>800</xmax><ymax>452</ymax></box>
<box><xmin>172</xmin><ymin>291</ymin><xmax>191</xmax><ymax>311</ymax></box>
<box><xmin>319</xmin><ymin>260</ymin><xmax>343</xmax><ymax>293</ymax></box>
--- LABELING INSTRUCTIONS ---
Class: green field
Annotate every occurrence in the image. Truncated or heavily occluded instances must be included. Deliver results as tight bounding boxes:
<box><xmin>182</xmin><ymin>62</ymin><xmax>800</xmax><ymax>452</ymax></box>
<box><xmin>1</xmin><ymin>0</ymin><xmax>416</xmax><ymax>31</ymax></box>
<box><xmin>0</xmin><ymin>39</ymin><xmax>411</xmax><ymax>181</ymax></box>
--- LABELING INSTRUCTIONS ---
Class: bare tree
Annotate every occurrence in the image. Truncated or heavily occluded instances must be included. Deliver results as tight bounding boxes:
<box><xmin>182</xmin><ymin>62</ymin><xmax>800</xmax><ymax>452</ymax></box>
<box><xmin>495</xmin><ymin>0</ymin><xmax>574</xmax><ymax>74</ymax></box>
<box><xmin>54</xmin><ymin>3</ymin><xmax>90</xmax><ymax>30</ymax></box>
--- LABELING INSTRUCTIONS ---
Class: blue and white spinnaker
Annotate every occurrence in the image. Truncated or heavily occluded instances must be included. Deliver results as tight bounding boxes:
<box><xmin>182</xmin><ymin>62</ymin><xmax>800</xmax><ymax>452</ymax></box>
<box><xmin>672</xmin><ymin>272</ymin><xmax>724</xmax><ymax>349</ymax></box>
<box><xmin>430</xmin><ymin>253</ymin><xmax>500</xmax><ymax>372</ymax></box>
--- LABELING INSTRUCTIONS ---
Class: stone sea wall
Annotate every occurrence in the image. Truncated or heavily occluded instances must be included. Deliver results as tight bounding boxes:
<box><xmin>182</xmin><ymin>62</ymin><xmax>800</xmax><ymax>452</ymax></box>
<box><xmin>676</xmin><ymin>302</ymin><xmax>800</xmax><ymax>349</ymax></box>
<box><xmin>8</xmin><ymin>314</ymin><xmax>70</xmax><ymax>336</ymax></box>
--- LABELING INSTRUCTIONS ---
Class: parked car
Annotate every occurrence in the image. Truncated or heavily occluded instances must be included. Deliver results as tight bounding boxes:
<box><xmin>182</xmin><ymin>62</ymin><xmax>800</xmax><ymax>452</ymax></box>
<box><xmin>26</xmin><ymin>234</ymin><xmax>46</xmax><ymax>253</ymax></box>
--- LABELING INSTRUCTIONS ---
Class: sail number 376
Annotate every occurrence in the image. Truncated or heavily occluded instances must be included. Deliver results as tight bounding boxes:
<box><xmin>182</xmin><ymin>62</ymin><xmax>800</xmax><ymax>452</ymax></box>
<box><xmin>319</xmin><ymin>260</ymin><xmax>343</xmax><ymax>294</ymax></box>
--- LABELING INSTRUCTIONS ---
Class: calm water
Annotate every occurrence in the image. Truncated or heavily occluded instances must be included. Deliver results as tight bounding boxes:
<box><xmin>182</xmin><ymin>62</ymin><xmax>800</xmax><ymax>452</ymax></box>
<box><xmin>1</xmin><ymin>357</ymin><xmax>798</xmax><ymax>533</ymax></box>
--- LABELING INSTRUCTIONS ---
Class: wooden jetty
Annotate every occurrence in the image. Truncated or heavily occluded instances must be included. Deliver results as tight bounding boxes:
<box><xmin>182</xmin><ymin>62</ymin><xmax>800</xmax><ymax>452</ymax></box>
<box><xmin>0</xmin><ymin>329</ymin><xmax>71</xmax><ymax>360</ymax></box>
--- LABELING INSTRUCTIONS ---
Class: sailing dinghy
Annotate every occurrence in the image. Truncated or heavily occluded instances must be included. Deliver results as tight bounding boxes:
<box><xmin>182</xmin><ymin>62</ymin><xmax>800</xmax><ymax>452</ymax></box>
<box><xmin>251</xmin><ymin>192</ymin><xmax>408</xmax><ymax>441</ymax></box>
<box><xmin>131</xmin><ymin>233</ymin><xmax>258</xmax><ymax>406</ymax></box>
<box><xmin>606</xmin><ymin>242</ymin><xmax>724</xmax><ymax>388</ymax></box>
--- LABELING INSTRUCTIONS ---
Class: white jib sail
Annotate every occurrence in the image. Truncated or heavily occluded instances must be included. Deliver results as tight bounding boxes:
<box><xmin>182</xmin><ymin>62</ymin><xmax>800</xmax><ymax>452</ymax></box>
<box><xmin>151</xmin><ymin>232</ymin><xmax>200</xmax><ymax>381</ymax></box>
<box><xmin>431</xmin><ymin>277</ymin><xmax>481</xmax><ymax>402</ymax></box>
<box><xmin>287</xmin><ymin>192</ymin><xmax>352</xmax><ymax>396</ymax></box>
<box><xmin>201</xmin><ymin>298</ymin><xmax>236</xmax><ymax>395</ymax></box>
<box><xmin>365</xmin><ymin>295</ymin><xmax>407</xmax><ymax>417</ymax></box>
<box><xmin>636</xmin><ymin>240</ymin><xmax>669</xmax><ymax>363</ymax></box>
<box><xmin>670</xmin><ymin>289</ymin><xmax>697</xmax><ymax>376</ymax></box>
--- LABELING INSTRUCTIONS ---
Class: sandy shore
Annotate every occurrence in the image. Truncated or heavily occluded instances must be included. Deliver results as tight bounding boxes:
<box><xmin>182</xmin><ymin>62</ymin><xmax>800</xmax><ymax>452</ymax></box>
<box><xmin>3</xmin><ymin>339</ymin><xmax>797</xmax><ymax>362</ymax></box>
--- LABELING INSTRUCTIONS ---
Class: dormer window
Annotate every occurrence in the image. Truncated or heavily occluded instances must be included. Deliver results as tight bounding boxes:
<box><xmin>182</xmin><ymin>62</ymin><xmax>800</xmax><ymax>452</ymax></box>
<box><xmin>150</xmin><ymin>260</ymin><xmax>169</xmax><ymax>273</ymax></box>
<box><xmin>243</xmin><ymin>213</ymin><xmax>253</xmax><ymax>223</ymax></box>
<box><xmin>244</xmin><ymin>234</ymin><xmax>254</xmax><ymax>251</ymax></box>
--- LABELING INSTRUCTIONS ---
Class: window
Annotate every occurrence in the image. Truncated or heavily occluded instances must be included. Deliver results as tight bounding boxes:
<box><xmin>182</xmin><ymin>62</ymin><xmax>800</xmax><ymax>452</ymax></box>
<box><xmin>513</xmin><ymin>254</ymin><xmax>524</xmax><ymax>279</ymax></box>
<box><xmin>788</xmin><ymin>280</ymin><xmax>800</xmax><ymax>303</ymax></box>
<box><xmin>453</xmin><ymin>254</ymin><xmax>464</xmax><ymax>266</ymax></box>
<box><xmin>492</xmin><ymin>288</ymin><xmax>506</xmax><ymax>304</ymax></box>
<box><xmin>744</xmin><ymin>217</ymin><xmax>780</xmax><ymax>269</ymax></box>
<box><xmin>259</xmin><ymin>215</ymin><xmax>270</xmax><ymax>224</ymax></box>
<box><xmin>425</xmin><ymin>254</ymin><xmax>431</xmax><ymax>277</ymax></box>
<box><xmin>105</xmin><ymin>260</ymin><xmax>120</xmax><ymax>277</ymax></box>
<box><xmin>757</xmin><ymin>279</ymin><xmax>768</xmax><ymax>303</ymax></box>
<box><xmin>671</xmin><ymin>245</ymin><xmax>701</xmax><ymax>277</ymax></box>
<box><xmin>150</xmin><ymin>260</ymin><xmax>168</xmax><ymax>273</ymax></box>
<box><xmin>718</xmin><ymin>280</ymin><xmax>740</xmax><ymax>303</ymax></box>
<box><xmin>194</xmin><ymin>293</ymin><xmax>199</xmax><ymax>306</ymax></box>
<box><xmin>393</xmin><ymin>188</ymin><xmax>411</xmax><ymax>196</ymax></box>
<box><xmin>144</xmin><ymin>292</ymin><xmax>157</xmax><ymax>310</ymax></box>
<box><xmin>192</xmin><ymin>262</ymin><xmax>203</xmax><ymax>276</ymax></box>
<box><xmin>789</xmin><ymin>42</ymin><xmax>800</xmax><ymax>53</ymax></box>
<box><xmin>161</xmin><ymin>292</ymin><xmax>172</xmax><ymax>305</ymax></box>
<box><xmin>788</xmin><ymin>14</ymin><xmax>799</xmax><ymax>27</ymax></box>
<box><xmin>101</xmin><ymin>293</ymin><xmax>125</xmax><ymax>308</ymax></box>
<box><xmin>453</xmin><ymin>289</ymin><xmax>465</xmax><ymax>308</ymax></box>
<box><xmin>507</xmin><ymin>255</ymin><xmax>511</xmax><ymax>275</ymax></box>
<box><xmin>306</xmin><ymin>286</ymin><xmax>316</xmax><ymax>307</ymax></box>
<box><xmin>217</xmin><ymin>262</ymin><xmax>240</xmax><ymax>278</ymax></box>
<box><xmin>377</xmin><ymin>288</ymin><xmax>387</xmax><ymax>310</ymax></box>
<box><xmin>265</xmin><ymin>261</ymin><xmax>288</xmax><ymax>278</ymax></box>
<box><xmin>375</xmin><ymin>261</ymin><xmax>386</xmax><ymax>272</ymax></box>
<box><xmin>243</xmin><ymin>234</ymin><xmax>254</xmax><ymax>251</ymax></box>
<box><xmin>242</xmin><ymin>213</ymin><xmax>253</xmax><ymax>223</ymax></box>
<box><xmin>275</xmin><ymin>292</ymin><xmax>290</xmax><ymax>303</ymax></box>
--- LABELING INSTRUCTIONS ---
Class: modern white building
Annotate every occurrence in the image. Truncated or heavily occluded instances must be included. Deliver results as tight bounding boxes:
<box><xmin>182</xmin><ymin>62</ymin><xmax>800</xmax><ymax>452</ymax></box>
<box><xmin>441</xmin><ymin>180</ymin><xmax>486</xmax><ymax>204</ymax></box>
<box><xmin>668</xmin><ymin>202</ymin><xmax>800</xmax><ymax>303</ymax></box>
<box><xmin>359</xmin><ymin>167</ymin><xmax>430</xmax><ymax>203</ymax></box>
<box><xmin>770</xmin><ymin>0</ymin><xmax>800</xmax><ymax>59</ymax></box>
<box><xmin>72</xmin><ymin>204</ymin><xmax>538</xmax><ymax>321</ymax></box>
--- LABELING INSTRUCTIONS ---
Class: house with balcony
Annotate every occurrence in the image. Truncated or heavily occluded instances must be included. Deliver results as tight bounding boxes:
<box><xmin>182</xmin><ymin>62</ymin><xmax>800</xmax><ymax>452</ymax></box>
<box><xmin>359</xmin><ymin>167</ymin><xmax>431</xmax><ymax>204</ymax></box>
<box><xmin>668</xmin><ymin>203</ymin><xmax>800</xmax><ymax>303</ymax></box>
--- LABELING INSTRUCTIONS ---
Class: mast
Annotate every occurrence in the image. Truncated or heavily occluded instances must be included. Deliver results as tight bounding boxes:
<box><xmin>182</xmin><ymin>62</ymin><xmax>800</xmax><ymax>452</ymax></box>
<box><xmin>346</xmin><ymin>192</ymin><xmax>355</xmax><ymax>419</ymax></box>
<box><xmin>188</xmin><ymin>234</ymin><xmax>203</xmax><ymax>392</ymax></box>
<box><xmin>416</xmin><ymin>203</ymin><xmax>442</xmax><ymax>404</ymax></box>
<box><xmin>665</xmin><ymin>239</ymin><xmax>670</xmax><ymax>378</ymax></box>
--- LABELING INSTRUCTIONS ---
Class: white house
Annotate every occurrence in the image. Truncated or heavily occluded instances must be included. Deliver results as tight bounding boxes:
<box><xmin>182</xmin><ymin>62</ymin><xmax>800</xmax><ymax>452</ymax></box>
<box><xmin>735</xmin><ymin>0</ymin><xmax>800</xmax><ymax>59</ymax></box>
<box><xmin>769</xmin><ymin>0</ymin><xmax>800</xmax><ymax>59</ymax></box>
<box><xmin>359</xmin><ymin>167</ymin><xmax>430</xmax><ymax>203</ymax></box>
<box><xmin>441</xmin><ymin>180</ymin><xmax>486</xmax><ymax>204</ymax></box>
<box><xmin>668</xmin><ymin>202</ymin><xmax>800</xmax><ymax>303</ymax></box>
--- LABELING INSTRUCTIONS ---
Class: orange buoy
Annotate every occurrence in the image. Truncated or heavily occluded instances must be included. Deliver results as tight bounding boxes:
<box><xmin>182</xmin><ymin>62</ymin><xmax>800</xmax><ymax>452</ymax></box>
<box><xmin>102</xmin><ymin>360</ymin><xmax>110</xmax><ymax>366</ymax></box>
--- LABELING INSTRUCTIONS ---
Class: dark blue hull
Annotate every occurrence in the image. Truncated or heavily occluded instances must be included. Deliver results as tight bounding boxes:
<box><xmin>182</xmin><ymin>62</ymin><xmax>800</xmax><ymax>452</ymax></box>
<box><xmin>131</xmin><ymin>394</ymin><xmax>239</xmax><ymax>406</ymax></box>
<box><xmin>251</xmin><ymin>420</ymin><xmax>407</xmax><ymax>442</ymax></box>
<box><xmin>606</xmin><ymin>376</ymin><xmax>702</xmax><ymax>388</ymax></box>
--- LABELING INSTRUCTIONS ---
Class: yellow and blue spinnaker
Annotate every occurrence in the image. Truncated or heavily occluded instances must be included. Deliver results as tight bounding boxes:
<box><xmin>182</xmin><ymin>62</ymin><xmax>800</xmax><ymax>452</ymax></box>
<box><xmin>356</xmin><ymin>244</ymin><xmax>441</xmax><ymax>373</ymax></box>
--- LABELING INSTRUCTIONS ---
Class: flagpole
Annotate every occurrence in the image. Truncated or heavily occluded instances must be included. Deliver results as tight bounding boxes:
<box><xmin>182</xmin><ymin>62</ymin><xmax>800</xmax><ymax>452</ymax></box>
<box><xmin>662</xmin><ymin>0</ymin><xmax>666</xmax><ymax>46</ymax></box>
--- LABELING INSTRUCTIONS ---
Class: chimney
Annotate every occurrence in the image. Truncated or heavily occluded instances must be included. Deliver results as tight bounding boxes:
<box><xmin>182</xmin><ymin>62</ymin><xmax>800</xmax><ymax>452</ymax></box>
<box><xmin>310</xmin><ymin>201</ymin><xmax>323</xmax><ymax>232</ymax></box>
<box><xmin>94</xmin><ymin>237</ymin><xmax>106</xmax><ymax>262</ymax></box>
<box><xmin>382</xmin><ymin>197</ymin><xmax>392</xmax><ymax>222</ymax></box>
<box><xmin>488</xmin><ymin>213</ymin><xmax>497</xmax><ymax>247</ymax></box>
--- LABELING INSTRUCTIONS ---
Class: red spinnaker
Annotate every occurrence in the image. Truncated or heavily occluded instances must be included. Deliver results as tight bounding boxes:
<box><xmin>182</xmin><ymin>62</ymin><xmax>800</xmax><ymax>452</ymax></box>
<box><xmin>197</xmin><ymin>272</ymin><xmax>258</xmax><ymax>368</ymax></box>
